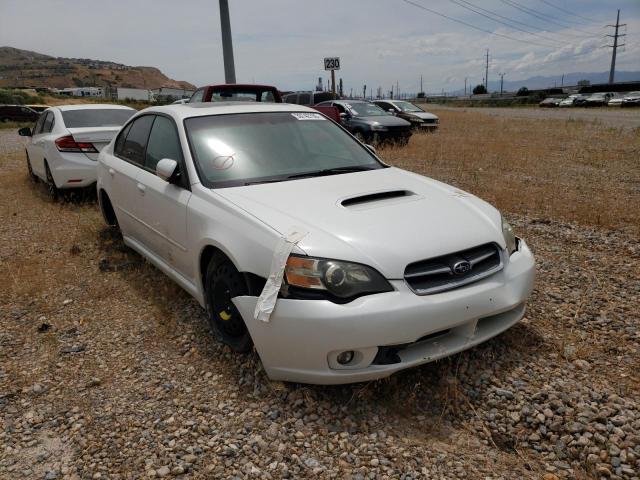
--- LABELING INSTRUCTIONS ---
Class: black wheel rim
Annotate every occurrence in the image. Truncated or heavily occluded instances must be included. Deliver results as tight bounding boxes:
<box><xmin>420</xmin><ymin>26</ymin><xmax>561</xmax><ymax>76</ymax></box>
<box><xmin>212</xmin><ymin>279</ymin><xmax>246</xmax><ymax>338</ymax></box>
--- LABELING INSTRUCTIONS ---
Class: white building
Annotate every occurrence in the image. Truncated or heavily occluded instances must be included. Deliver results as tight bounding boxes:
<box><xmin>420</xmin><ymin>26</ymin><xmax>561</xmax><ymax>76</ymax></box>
<box><xmin>151</xmin><ymin>87</ymin><xmax>194</xmax><ymax>102</ymax></box>
<box><xmin>57</xmin><ymin>87</ymin><xmax>104</xmax><ymax>97</ymax></box>
<box><xmin>116</xmin><ymin>87</ymin><xmax>151</xmax><ymax>101</ymax></box>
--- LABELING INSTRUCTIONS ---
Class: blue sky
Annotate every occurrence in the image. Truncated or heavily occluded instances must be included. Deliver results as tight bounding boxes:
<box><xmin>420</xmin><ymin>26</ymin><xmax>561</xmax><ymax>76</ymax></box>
<box><xmin>1</xmin><ymin>0</ymin><xmax>638</xmax><ymax>93</ymax></box>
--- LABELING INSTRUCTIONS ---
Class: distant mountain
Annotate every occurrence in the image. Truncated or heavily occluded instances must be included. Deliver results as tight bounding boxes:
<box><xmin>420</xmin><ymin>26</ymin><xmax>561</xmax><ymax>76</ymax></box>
<box><xmin>0</xmin><ymin>46</ymin><xmax>195</xmax><ymax>90</ymax></box>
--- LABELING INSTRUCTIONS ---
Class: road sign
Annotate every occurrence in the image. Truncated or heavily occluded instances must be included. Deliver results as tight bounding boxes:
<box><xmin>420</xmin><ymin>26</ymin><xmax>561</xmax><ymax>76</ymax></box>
<box><xmin>324</xmin><ymin>57</ymin><xmax>340</xmax><ymax>71</ymax></box>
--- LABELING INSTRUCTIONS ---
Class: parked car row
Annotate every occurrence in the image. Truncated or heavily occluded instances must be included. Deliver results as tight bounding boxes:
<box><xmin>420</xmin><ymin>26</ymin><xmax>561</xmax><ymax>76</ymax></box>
<box><xmin>186</xmin><ymin>83</ymin><xmax>440</xmax><ymax>145</ymax></box>
<box><xmin>17</xmin><ymin>99</ymin><xmax>534</xmax><ymax>385</ymax></box>
<box><xmin>540</xmin><ymin>91</ymin><xmax>640</xmax><ymax>108</ymax></box>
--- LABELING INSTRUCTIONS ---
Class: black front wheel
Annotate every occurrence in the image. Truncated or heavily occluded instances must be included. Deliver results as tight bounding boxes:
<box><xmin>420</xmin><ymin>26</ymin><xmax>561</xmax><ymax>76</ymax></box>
<box><xmin>44</xmin><ymin>162</ymin><xmax>59</xmax><ymax>201</ymax></box>
<box><xmin>26</xmin><ymin>152</ymin><xmax>38</xmax><ymax>183</ymax></box>
<box><xmin>205</xmin><ymin>256</ymin><xmax>252</xmax><ymax>353</ymax></box>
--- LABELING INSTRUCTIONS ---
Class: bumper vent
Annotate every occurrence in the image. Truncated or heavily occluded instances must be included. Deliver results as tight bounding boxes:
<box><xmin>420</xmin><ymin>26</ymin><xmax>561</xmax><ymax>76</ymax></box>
<box><xmin>404</xmin><ymin>243</ymin><xmax>503</xmax><ymax>295</ymax></box>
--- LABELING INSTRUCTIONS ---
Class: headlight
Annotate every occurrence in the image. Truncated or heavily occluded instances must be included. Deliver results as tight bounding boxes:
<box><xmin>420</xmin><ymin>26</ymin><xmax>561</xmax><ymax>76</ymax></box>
<box><xmin>501</xmin><ymin>215</ymin><xmax>517</xmax><ymax>255</ymax></box>
<box><xmin>284</xmin><ymin>255</ymin><xmax>392</xmax><ymax>300</ymax></box>
<box><xmin>409</xmin><ymin>117</ymin><xmax>424</xmax><ymax>124</ymax></box>
<box><xmin>370</xmin><ymin>123</ymin><xmax>388</xmax><ymax>131</ymax></box>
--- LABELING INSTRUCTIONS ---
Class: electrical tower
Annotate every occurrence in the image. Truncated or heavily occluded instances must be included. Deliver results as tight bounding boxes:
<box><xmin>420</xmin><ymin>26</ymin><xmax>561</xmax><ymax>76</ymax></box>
<box><xmin>485</xmin><ymin>49</ymin><xmax>489</xmax><ymax>90</ymax></box>
<box><xmin>606</xmin><ymin>9</ymin><xmax>626</xmax><ymax>84</ymax></box>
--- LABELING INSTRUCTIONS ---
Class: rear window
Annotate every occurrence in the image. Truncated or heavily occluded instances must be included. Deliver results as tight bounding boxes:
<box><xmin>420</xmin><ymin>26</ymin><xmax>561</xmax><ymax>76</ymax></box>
<box><xmin>61</xmin><ymin>109</ymin><xmax>134</xmax><ymax>128</ymax></box>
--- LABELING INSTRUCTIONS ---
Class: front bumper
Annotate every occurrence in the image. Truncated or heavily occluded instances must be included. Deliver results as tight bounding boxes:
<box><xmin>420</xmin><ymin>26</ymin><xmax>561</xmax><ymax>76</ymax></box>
<box><xmin>234</xmin><ymin>240</ymin><xmax>535</xmax><ymax>384</ymax></box>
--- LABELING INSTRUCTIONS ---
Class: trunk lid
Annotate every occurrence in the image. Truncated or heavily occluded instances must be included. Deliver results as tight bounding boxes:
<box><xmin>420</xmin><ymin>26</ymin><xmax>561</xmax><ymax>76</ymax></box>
<box><xmin>67</xmin><ymin>127</ymin><xmax>121</xmax><ymax>160</ymax></box>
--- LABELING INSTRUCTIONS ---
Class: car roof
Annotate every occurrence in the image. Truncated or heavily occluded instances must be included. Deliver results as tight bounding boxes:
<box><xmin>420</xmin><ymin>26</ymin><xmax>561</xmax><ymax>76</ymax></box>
<box><xmin>54</xmin><ymin>104</ymin><xmax>136</xmax><ymax>112</ymax></box>
<box><xmin>141</xmin><ymin>102</ymin><xmax>317</xmax><ymax>120</ymax></box>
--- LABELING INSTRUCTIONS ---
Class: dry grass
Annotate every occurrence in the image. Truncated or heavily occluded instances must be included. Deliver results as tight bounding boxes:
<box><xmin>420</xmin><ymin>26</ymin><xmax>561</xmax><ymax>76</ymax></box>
<box><xmin>379</xmin><ymin>108</ymin><xmax>640</xmax><ymax>235</ymax></box>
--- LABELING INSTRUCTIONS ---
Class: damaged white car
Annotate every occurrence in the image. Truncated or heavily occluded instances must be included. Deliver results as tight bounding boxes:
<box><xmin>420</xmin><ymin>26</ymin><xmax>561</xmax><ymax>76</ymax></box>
<box><xmin>96</xmin><ymin>102</ymin><xmax>535</xmax><ymax>384</ymax></box>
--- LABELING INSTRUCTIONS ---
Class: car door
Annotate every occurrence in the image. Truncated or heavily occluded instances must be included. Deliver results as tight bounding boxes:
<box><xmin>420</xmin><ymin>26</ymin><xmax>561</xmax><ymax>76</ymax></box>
<box><xmin>104</xmin><ymin>114</ymin><xmax>155</xmax><ymax>239</ymax></box>
<box><xmin>29</xmin><ymin>111</ymin><xmax>54</xmax><ymax>178</ymax></box>
<box><xmin>26</xmin><ymin>113</ymin><xmax>46</xmax><ymax>178</ymax></box>
<box><xmin>134</xmin><ymin>114</ymin><xmax>192</xmax><ymax>276</ymax></box>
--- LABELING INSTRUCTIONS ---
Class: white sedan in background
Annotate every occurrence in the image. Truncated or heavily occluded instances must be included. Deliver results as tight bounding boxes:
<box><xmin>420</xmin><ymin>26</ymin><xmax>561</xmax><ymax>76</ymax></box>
<box><xmin>19</xmin><ymin>104</ymin><xmax>135</xmax><ymax>199</ymax></box>
<box><xmin>97</xmin><ymin>102</ymin><xmax>535</xmax><ymax>384</ymax></box>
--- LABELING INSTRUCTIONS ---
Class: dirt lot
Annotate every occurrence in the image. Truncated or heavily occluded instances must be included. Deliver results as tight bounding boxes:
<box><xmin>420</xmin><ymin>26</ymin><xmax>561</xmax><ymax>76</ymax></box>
<box><xmin>1</xmin><ymin>110</ymin><xmax>639</xmax><ymax>480</ymax></box>
<box><xmin>430</xmin><ymin>105</ymin><xmax>640</xmax><ymax>130</ymax></box>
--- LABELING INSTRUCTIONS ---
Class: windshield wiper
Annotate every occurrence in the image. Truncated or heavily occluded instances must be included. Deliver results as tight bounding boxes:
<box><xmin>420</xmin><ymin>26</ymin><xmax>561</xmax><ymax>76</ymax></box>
<box><xmin>286</xmin><ymin>165</ymin><xmax>377</xmax><ymax>180</ymax></box>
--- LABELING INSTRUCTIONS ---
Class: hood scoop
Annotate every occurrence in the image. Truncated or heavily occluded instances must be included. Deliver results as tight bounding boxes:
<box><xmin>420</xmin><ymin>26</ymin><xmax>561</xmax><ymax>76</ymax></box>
<box><xmin>340</xmin><ymin>190</ymin><xmax>418</xmax><ymax>209</ymax></box>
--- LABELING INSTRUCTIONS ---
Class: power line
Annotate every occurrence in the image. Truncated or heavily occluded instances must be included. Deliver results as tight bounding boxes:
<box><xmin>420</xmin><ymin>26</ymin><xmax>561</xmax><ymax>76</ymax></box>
<box><xmin>450</xmin><ymin>0</ymin><xmax>596</xmax><ymax>44</ymax></box>
<box><xmin>448</xmin><ymin>0</ymin><xmax>564</xmax><ymax>47</ymax></box>
<box><xmin>399</xmin><ymin>0</ymin><xmax>565</xmax><ymax>48</ymax></box>
<box><xmin>536</xmin><ymin>0</ymin><xmax>602</xmax><ymax>25</ymax></box>
<box><xmin>499</xmin><ymin>0</ymin><xmax>601</xmax><ymax>37</ymax></box>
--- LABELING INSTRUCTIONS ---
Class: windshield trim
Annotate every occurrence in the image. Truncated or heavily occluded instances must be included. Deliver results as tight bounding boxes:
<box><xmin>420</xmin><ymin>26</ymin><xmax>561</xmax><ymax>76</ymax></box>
<box><xmin>183</xmin><ymin>111</ymin><xmax>387</xmax><ymax>189</ymax></box>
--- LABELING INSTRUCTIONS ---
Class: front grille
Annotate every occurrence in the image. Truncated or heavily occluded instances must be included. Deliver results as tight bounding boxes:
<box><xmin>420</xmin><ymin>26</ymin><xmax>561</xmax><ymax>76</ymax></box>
<box><xmin>404</xmin><ymin>243</ymin><xmax>503</xmax><ymax>295</ymax></box>
<box><xmin>422</xmin><ymin>119</ymin><xmax>437</xmax><ymax>124</ymax></box>
<box><xmin>386</xmin><ymin>125</ymin><xmax>411</xmax><ymax>133</ymax></box>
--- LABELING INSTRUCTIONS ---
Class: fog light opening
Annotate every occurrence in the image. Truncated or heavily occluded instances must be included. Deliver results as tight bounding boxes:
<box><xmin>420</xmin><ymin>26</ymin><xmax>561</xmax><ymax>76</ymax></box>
<box><xmin>337</xmin><ymin>350</ymin><xmax>355</xmax><ymax>365</ymax></box>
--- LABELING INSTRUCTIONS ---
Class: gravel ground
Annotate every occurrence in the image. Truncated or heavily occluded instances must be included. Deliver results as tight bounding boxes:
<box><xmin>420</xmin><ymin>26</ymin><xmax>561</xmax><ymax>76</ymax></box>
<box><xmin>429</xmin><ymin>106</ymin><xmax>640</xmax><ymax>130</ymax></box>
<box><xmin>1</xmin><ymin>134</ymin><xmax>639</xmax><ymax>480</ymax></box>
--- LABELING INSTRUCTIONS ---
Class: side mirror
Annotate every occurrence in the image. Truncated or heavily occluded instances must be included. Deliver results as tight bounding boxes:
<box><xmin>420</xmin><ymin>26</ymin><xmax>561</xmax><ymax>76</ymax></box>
<box><xmin>18</xmin><ymin>127</ymin><xmax>32</xmax><ymax>137</ymax></box>
<box><xmin>156</xmin><ymin>158</ymin><xmax>178</xmax><ymax>182</ymax></box>
<box><xmin>365</xmin><ymin>144</ymin><xmax>376</xmax><ymax>154</ymax></box>
<box><xmin>339</xmin><ymin>112</ymin><xmax>349</xmax><ymax>120</ymax></box>
<box><xmin>387</xmin><ymin>109</ymin><xmax>396</xmax><ymax>114</ymax></box>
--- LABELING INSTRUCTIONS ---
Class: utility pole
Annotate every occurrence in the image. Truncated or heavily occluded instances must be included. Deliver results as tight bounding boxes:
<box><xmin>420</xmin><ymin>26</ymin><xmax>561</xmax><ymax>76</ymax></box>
<box><xmin>607</xmin><ymin>9</ymin><xmax>626</xmax><ymax>84</ymax></box>
<box><xmin>420</xmin><ymin>74</ymin><xmax>423</xmax><ymax>95</ymax></box>
<box><xmin>219</xmin><ymin>0</ymin><xmax>236</xmax><ymax>83</ymax></box>
<box><xmin>561</xmin><ymin>74</ymin><xmax>564</xmax><ymax>87</ymax></box>
<box><xmin>485</xmin><ymin>49</ymin><xmax>489</xmax><ymax>90</ymax></box>
<box><xmin>499</xmin><ymin>73</ymin><xmax>505</xmax><ymax>95</ymax></box>
<box><xmin>464</xmin><ymin>77</ymin><xmax>467</xmax><ymax>96</ymax></box>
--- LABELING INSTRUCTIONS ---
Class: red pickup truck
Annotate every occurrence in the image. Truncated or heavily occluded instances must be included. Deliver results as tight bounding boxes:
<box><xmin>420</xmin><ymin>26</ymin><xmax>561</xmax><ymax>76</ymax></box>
<box><xmin>189</xmin><ymin>84</ymin><xmax>340</xmax><ymax>123</ymax></box>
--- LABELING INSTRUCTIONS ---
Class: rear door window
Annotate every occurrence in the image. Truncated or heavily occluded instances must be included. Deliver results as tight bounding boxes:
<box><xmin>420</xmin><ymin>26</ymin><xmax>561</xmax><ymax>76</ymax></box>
<box><xmin>144</xmin><ymin>116</ymin><xmax>183</xmax><ymax>171</ymax></box>
<box><xmin>33</xmin><ymin>113</ymin><xmax>47</xmax><ymax>134</ymax></box>
<box><xmin>42</xmin><ymin>112</ymin><xmax>54</xmax><ymax>133</ymax></box>
<box><xmin>118</xmin><ymin>115</ymin><xmax>155</xmax><ymax>166</ymax></box>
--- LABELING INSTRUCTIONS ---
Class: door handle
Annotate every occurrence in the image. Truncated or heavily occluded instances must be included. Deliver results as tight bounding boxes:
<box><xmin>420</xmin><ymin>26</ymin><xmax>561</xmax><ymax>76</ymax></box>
<box><xmin>136</xmin><ymin>183</ymin><xmax>146</xmax><ymax>195</ymax></box>
<box><xmin>108</xmin><ymin>168</ymin><xmax>115</xmax><ymax>176</ymax></box>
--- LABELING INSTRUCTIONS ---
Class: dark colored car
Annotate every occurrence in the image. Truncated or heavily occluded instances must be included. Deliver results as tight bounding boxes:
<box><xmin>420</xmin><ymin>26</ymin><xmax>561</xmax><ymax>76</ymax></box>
<box><xmin>0</xmin><ymin>104</ymin><xmax>40</xmax><ymax>122</ymax></box>
<box><xmin>373</xmin><ymin>100</ymin><xmax>439</xmax><ymax>131</ymax></box>
<box><xmin>189</xmin><ymin>84</ymin><xmax>283</xmax><ymax>103</ymax></box>
<box><xmin>315</xmin><ymin>100</ymin><xmax>412</xmax><ymax>144</ymax></box>
<box><xmin>584</xmin><ymin>92</ymin><xmax>614</xmax><ymax>107</ymax></box>
<box><xmin>282</xmin><ymin>91</ymin><xmax>337</xmax><ymax>106</ymax></box>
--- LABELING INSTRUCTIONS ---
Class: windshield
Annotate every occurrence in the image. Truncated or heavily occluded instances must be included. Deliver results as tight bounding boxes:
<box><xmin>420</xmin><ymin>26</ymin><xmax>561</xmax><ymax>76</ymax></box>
<box><xmin>344</xmin><ymin>102</ymin><xmax>387</xmax><ymax>116</ymax></box>
<box><xmin>61</xmin><ymin>109</ymin><xmax>134</xmax><ymax>128</ymax></box>
<box><xmin>185</xmin><ymin>112</ymin><xmax>383</xmax><ymax>188</ymax></box>
<box><xmin>394</xmin><ymin>101</ymin><xmax>423</xmax><ymax>112</ymax></box>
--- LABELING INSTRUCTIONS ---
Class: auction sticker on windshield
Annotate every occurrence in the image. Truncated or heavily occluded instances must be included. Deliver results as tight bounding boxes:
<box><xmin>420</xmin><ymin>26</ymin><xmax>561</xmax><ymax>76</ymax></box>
<box><xmin>291</xmin><ymin>113</ymin><xmax>325</xmax><ymax>121</ymax></box>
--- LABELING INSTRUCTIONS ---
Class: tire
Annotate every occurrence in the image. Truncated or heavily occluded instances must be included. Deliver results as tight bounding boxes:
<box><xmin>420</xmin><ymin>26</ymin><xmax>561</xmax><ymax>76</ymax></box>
<box><xmin>204</xmin><ymin>255</ymin><xmax>252</xmax><ymax>353</ymax></box>
<box><xmin>44</xmin><ymin>162</ymin><xmax>59</xmax><ymax>201</ymax></box>
<box><xmin>26</xmin><ymin>152</ymin><xmax>38</xmax><ymax>183</ymax></box>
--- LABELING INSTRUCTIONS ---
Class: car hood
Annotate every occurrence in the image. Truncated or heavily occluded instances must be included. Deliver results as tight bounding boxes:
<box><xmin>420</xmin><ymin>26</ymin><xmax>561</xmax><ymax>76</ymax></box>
<box><xmin>356</xmin><ymin>115</ymin><xmax>411</xmax><ymax>127</ymax></box>
<box><xmin>216</xmin><ymin>167</ymin><xmax>504</xmax><ymax>278</ymax></box>
<box><xmin>407</xmin><ymin>111</ymin><xmax>438</xmax><ymax>121</ymax></box>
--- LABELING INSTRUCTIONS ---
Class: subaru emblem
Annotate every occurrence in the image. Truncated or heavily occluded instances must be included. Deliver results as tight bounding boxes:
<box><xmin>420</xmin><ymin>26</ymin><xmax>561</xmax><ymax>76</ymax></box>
<box><xmin>452</xmin><ymin>260</ymin><xmax>472</xmax><ymax>275</ymax></box>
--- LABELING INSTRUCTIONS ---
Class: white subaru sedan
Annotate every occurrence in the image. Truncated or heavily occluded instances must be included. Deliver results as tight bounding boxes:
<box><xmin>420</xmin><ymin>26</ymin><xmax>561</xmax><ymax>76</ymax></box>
<box><xmin>96</xmin><ymin>102</ymin><xmax>535</xmax><ymax>385</ymax></box>
<box><xmin>19</xmin><ymin>104</ymin><xmax>135</xmax><ymax>198</ymax></box>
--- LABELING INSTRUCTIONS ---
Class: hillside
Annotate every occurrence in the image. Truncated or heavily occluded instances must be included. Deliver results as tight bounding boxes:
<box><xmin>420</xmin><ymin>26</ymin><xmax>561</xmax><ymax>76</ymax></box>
<box><xmin>0</xmin><ymin>46</ymin><xmax>195</xmax><ymax>90</ymax></box>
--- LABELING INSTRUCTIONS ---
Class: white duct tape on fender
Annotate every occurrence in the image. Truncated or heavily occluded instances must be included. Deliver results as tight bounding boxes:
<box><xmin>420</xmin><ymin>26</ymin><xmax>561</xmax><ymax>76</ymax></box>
<box><xmin>254</xmin><ymin>227</ymin><xmax>308</xmax><ymax>323</ymax></box>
